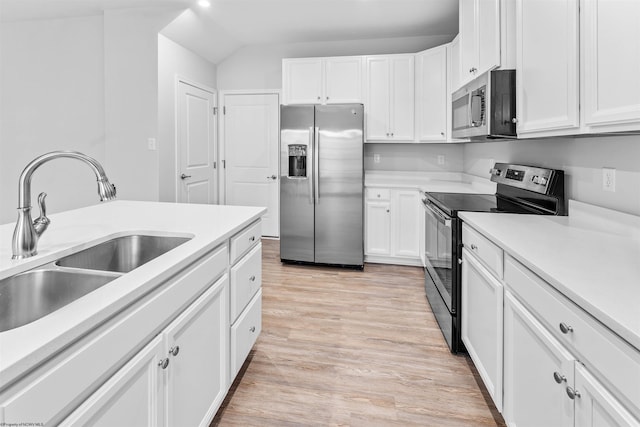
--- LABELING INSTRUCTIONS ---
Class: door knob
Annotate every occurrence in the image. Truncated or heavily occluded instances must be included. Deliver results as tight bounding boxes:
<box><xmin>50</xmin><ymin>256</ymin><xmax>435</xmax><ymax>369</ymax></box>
<box><xmin>180</xmin><ymin>173</ymin><xmax>191</xmax><ymax>180</ymax></box>
<box><xmin>267</xmin><ymin>175</ymin><xmax>277</xmax><ymax>180</ymax></box>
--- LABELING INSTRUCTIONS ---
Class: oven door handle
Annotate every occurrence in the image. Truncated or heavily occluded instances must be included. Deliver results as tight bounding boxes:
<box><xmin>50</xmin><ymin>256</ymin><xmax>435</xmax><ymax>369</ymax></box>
<box><xmin>423</xmin><ymin>199</ymin><xmax>451</xmax><ymax>228</ymax></box>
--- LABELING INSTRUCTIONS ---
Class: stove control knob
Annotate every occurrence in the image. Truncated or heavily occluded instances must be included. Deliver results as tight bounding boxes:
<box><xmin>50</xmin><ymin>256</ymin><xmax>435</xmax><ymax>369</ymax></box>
<box><xmin>532</xmin><ymin>175</ymin><xmax>548</xmax><ymax>186</ymax></box>
<box><xmin>489</xmin><ymin>168</ymin><xmax>501</xmax><ymax>176</ymax></box>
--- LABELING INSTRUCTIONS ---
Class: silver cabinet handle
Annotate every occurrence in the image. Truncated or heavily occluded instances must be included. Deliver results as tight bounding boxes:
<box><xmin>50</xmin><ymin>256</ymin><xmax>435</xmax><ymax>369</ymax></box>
<box><xmin>559</xmin><ymin>323</ymin><xmax>573</xmax><ymax>334</ymax></box>
<box><xmin>158</xmin><ymin>358</ymin><xmax>169</xmax><ymax>369</ymax></box>
<box><xmin>250</xmin><ymin>326</ymin><xmax>256</xmax><ymax>333</ymax></box>
<box><xmin>377</xmin><ymin>194</ymin><xmax>381</xmax><ymax>198</ymax></box>
<box><xmin>470</xmin><ymin>244</ymin><xmax>478</xmax><ymax>250</ymax></box>
<box><xmin>386</xmin><ymin>209</ymin><xmax>390</xmax><ymax>213</ymax></box>
<box><xmin>566</xmin><ymin>386</ymin><xmax>581</xmax><ymax>400</ymax></box>
<box><xmin>553</xmin><ymin>372</ymin><xmax>567</xmax><ymax>384</ymax></box>
<box><xmin>169</xmin><ymin>346</ymin><xmax>180</xmax><ymax>357</ymax></box>
<box><xmin>440</xmin><ymin>132</ymin><xmax>445</xmax><ymax>137</ymax></box>
<box><xmin>267</xmin><ymin>175</ymin><xmax>277</xmax><ymax>180</ymax></box>
<box><xmin>180</xmin><ymin>173</ymin><xmax>191</xmax><ymax>180</ymax></box>
<box><xmin>317</xmin><ymin>96</ymin><xmax>321</xmax><ymax>101</ymax></box>
<box><xmin>249</xmin><ymin>275</ymin><xmax>256</xmax><ymax>282</ymax></box>
<box><xmin>326</xmin><ymin>96</ymin><xmax>330</xmax><ymax>101</ymax></box>
<box><xmin>249</xmin><ymin>236</ymin><xmax>256</xmax><ymax>242</ymax></box>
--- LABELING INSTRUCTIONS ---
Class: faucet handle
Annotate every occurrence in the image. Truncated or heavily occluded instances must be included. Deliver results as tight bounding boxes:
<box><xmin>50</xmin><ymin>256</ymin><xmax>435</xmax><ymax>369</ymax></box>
<box><xmin>33</xmin><ymin>192</ymin><xmax>51</xmax><ymax>235</ymax></box>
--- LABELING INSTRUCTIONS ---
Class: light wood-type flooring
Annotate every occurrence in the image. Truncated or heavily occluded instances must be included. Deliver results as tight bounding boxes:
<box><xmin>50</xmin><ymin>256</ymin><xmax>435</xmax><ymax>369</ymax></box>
<box><xmin>212</xmin><ymin>239</ymin><xmax>505</xmax><ymax>426</ymax></box>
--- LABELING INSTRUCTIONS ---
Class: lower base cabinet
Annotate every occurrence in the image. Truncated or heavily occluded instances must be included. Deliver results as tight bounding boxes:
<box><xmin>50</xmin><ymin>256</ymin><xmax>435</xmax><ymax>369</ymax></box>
<box><xmin>61</xmin><ymin>275</ymin><xmax>229</xmax><ymax>427</ymax></box>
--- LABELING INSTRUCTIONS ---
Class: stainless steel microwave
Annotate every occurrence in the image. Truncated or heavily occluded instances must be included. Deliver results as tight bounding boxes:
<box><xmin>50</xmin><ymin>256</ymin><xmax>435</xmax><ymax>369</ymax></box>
<box><xmin>451</xmin><ymin>69</ymin><xmax>516</xmax><ymax>140</ymax></box>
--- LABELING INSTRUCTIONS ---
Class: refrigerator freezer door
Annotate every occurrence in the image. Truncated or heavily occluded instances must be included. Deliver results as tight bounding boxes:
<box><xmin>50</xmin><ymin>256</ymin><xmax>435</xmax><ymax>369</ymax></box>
<box><xmin>314</xmin><ymin>104</ymin><xmax>364</xmax><ymax>266</ymax></box>
<box><xmin>280</xmin><ymin>105</ymin><xmax>315</xmax><ymax>262</ymax></box>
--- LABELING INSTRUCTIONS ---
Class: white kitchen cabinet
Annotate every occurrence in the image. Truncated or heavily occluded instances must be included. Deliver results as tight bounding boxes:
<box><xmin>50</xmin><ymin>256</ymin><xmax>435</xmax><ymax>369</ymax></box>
<box><xmin>516</xmin><ymin>0</ymin><xmax>580</xmax><ymax>137</ymax></box>
<box><xmin>580</xmin><ymin>0</ymin><xmax>640</xmax><ymax>133</ymax></box>
<box><xmin>450</xmin><ymin>34</ymin><xmax>461</xmax><ymax>93</ymax></box>
<box><xmin>163</xmin><ymin>275</ymin><xmax>229</xmax><ymax>427</ymax></box>
<box><xmin>365</xmin><ymin>54</ymin><xmax>415</xmax><ymax>142</ymax></box>
<box><xmin>282</xmin><ymin>56</ymin><xmax>363</xmax><ymax>105</ymax></box>
<box><xmin>461</xmin><ymin>248</ymin><xmax>503</xmax><ymax>412</ymax></box>
<box><xmin>60</xmin><ymin>336</ymin><xmax>165</xmax><ymax>427</ymax></box>
<box><xmin>504</xmin><ymin>290</ymin><xmax>575</xmax><ymax>427</ymax></box>
<box><xmin>62</xmin><ymin>275</ymin><xmax>229</xmax><ymax>427</ymax></box>
<box><xmin>365</xmin><ymin>187</ymin><xmax>421</xmax><ymax>265</ymax></box>
<box><xmin>365</xmin><ymin>199</ymin><xmax>391</xmax><ymax>256</ymax></box>
<box><xmin>459</xmin><ymin>0</ymin><xmax>503</xmax><ymax>86</ymax></box>
<box><xmin>415</xmin><ymin>45</ymin><xmax>448</xmax><ymax>142</ymax></box>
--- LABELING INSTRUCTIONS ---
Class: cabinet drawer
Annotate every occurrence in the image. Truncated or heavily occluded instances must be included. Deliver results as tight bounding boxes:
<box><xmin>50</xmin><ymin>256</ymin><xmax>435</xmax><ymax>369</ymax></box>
<box><xmin>230</xmin><ymin>221</ymin><xmax>261</xmax><ymax>264</ymax></box>
<box><xmin>505</xmin><ymin>255</ymin><xmax>640</xmax><ymax>416</ymax></box>
<box><xmin>230</xmin><ymin>289</ymin><xmax>262</xmax><ymax>379</ymax></box>
<box><xmin>0</xmin><ymin>245</ymin><xmax>228</xmax><ymax>426</ymax></box>
<box><xmin>366</xmin><ymin>188</ymin><xmax>390</xmax><ymax>201</ymax></box>
<box><xmin>230</xmin><ymin>243</ymin><xmax>262</xmax><ymax>323</ymax></box>
<box><xmin>462</xmin><ymin>224</ymin><xmax>504</xmax><ymax>279</ymax></box>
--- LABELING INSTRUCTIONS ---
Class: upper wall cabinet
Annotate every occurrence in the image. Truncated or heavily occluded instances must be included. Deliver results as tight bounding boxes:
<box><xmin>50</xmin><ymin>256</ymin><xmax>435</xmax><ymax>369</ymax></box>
<box><xmin>459</xmin><ymin>0</ymin><xmax>514</xmax><ymax>86</ymax></box>
<box><xmin>282</xmin><ymin>56</ymin><xmax>363</xmax><ymax>105</ymax></box>
<box><xmin>516</xmin><ymin>0</ymin><xmax>580</xmax><ymax>138</ymax></box>
<box><xmin>580</xmin><ymin>0</ymin><xmax>640</xmax><ymax>133</ymax></box>
<box><xmin>516</xmin><ymin>0</ymin><xmax>640</xmax><ymax>138</ymax></box>
<box><xmin>365</xmin><ymin>54</ymin><xmax>415</xmax><ymax>142</ymax></box>
<box><xmin>415</xmin><ymin>45</ymin><xmax>448</xmax><ymax>142</ymax></box>
<box><xmin>450</xmin><ymin>34</ymin><xmax>462</xmax><ymax>93</ymax></box>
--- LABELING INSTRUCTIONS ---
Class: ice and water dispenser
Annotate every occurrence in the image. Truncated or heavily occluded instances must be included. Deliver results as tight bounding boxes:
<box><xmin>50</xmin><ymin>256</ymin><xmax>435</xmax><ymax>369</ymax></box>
<box><xmin>288</xmin><ymin>144</ymin><xmax>307</xmax><ymax>178</ymax></box>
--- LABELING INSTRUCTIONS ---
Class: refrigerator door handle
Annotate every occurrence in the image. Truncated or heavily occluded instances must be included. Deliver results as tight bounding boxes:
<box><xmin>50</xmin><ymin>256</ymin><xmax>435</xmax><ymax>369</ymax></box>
<box><xmin>314</xmin><ymin>126</ymin><xmax>320</xmax><ymax>204</ymax></box>
<box><xmin>308</xmin><ymin>127</ymin><xmax>314</xmax><ymax>205</ymax></box>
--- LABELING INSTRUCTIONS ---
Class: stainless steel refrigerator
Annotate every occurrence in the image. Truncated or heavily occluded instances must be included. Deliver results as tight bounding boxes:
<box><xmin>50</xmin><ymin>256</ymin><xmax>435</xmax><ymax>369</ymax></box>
<box><xmin>280</xmin><ymin>104</ymin><xmax>364</xmax><ymax>268</ymax></box>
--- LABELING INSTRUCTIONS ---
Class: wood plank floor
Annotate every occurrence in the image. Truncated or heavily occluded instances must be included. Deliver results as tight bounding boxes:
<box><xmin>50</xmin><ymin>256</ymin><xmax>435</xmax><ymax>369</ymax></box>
<box><xmin>212</xmin><ymin>239</ymin><xmax>505</xmax><ymax>426</ymax></box>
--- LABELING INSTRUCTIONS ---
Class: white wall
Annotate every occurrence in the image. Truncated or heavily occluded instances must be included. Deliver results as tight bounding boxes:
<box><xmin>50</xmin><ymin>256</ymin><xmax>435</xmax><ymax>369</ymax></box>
<box><xmin>217</xmin><ymin>35</ymin><xmax>453</xmax><ymax>90</ymax></box>
<box><xmin>365</xmin><ymin>143</ymin><xmax>463</xmax><ymax>172</ymax></box>
<box><xmin>157</xmin><ymin>34</ymin><xmax>217</xmax><ymax>202</ymax></box>
<box><xmin>103</xmin><ymin>8</ymin><xmax>182</xmax><ymax>204</ymax></box>
<box><xmin>0</xmin><ymin>16</ymin><xmax>105</xmax><ymax>225</ymax></box>
<box><xmin>463</xmin><ymin>135</ymin><xmax>640</xmax><ymax>216</ymax></box>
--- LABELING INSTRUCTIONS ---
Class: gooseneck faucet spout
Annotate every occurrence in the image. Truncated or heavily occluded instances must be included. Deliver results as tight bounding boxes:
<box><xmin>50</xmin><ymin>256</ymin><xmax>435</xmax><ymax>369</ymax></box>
<box><xmin>12</xmin><ymin>151</ymin><xmax>117</xmax><ymax>259</ymax></box>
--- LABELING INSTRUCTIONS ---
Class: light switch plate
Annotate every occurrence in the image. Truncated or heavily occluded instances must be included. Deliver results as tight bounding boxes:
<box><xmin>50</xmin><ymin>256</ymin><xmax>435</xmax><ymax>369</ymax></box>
<box><xmin>437</xmin><ymin>155</ymin><xmax>445</xmax><ymax>165</ymax></box>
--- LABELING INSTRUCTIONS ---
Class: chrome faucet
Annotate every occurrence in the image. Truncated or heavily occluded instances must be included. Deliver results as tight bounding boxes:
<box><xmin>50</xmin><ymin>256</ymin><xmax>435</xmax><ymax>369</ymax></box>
<box><xmin>11</xmin><ymin>151</ymin><xmax>117</xmax><ymax>259</ymax></box>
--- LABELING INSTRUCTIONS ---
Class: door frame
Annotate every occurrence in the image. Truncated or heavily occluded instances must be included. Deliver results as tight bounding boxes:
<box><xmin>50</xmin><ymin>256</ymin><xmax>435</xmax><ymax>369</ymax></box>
<box><xmin>174</xmin><ymin>75</ymin><xmax>218</xmax><ymax>203</ymax></box>
<box><xmin>218</xmin><ymin>89</ymin><xmax>281</xmax><ymax>205</ymax></box>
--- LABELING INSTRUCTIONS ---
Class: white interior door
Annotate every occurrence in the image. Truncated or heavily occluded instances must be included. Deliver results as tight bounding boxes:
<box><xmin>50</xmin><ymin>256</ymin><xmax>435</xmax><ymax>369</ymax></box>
<box><xmin>177</xmin><ymin>81</ymin><xmax>217</xmax><ymax>204</ymax></box>
<box><xmin>223</xmin><ymin>92</ymin><xmax>279</xmax><ymax>237</ymax></box>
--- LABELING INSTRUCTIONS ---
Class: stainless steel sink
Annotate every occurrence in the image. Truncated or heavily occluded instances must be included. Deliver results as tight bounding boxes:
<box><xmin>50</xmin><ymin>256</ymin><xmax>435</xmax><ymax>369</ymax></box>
<box><xmin>0</xmin><ymin>269</ymin><xmax>117</xmax><ymax>332</ymax></box>
<box><xmin>56</xmin><ymin>235</ymin><xmax>191</xmax><ymax>273</ymax></box>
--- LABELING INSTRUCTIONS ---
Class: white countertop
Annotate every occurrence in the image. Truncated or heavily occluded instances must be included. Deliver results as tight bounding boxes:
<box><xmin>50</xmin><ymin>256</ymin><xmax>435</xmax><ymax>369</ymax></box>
<box><xmin>0</xmin><ymin>201</ymin><xmax>266</xmax><ymax>387</ymax></box>
<box><xmin>459</xmin><ymin>201</ymin><xmax>640</xmax><ymax>351</ymax></box>
<box><xmin>365</xmin><ymin>171</ymin><xmax>497</xmax><ymax>194</ymax></box>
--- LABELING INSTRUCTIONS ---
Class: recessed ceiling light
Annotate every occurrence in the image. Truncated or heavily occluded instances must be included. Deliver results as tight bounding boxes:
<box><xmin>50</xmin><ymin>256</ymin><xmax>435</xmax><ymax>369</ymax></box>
<box><xmin>198</xmin><ymin>0</ymin><xmax>211</xmax><ymax>7</ymax></box>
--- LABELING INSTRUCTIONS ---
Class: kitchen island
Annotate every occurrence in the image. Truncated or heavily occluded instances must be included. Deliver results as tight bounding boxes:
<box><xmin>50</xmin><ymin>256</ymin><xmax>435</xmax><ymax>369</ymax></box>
<box><xmin>0</xmin><ymin>200</ymin><xmax>266</xmax><ymax>425</ymax></box>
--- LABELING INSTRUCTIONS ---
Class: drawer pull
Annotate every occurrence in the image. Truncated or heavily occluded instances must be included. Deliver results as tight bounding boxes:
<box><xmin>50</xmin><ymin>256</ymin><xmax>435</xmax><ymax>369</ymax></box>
<box><xmin>553</xmin><ymin>372</ymin><xmax>567</xmax><ymax>384</ymax></box>
<box><xmin>566</xmin><ymin>386</ymin><xmax>581</xmax><ymax>400</ymax></box>
<box><xmin>169</xmin><ymin>346</ymin><xmax>180</xmax><ymax>357</ymax></box>
<box><xmin>559</xmin><ymin>323</ymin><xmax>574</xmax><ymax>334</ymax></box>
<box><xmin>158</xmin><ymin>358</ymin><xmax>170</xmax><ymax>369</ymax></box>
<box><xmin>470</xmin><ymin>244</ymin><xmax>478</xmax><ymax>250</ymax></box>
<box><xmin>249</xmin><ymin>236</ymin><xmax>256</xmax><ymax>242</ymax></box>
<box><xmin>249</xmin><ymin>275</ymin><xmax>256</xmax><ymax>282</ymax></box>
<box><xmin>249</xmin><ymin>326</ymin><xmax>256</xmax><ymax>333</ymax></box>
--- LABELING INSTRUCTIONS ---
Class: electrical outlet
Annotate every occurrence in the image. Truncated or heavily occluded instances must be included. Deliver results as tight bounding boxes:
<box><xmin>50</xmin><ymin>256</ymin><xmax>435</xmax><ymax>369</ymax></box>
<box><xmin>373</xmin><ymin>153</ymin><xmax>381</xmax><ymax>164</ymax></box>
<box><xmin>437</xmin><ymin>155</ymin><xmax>445</xmax><ymax>166</ymax></box>
<box><xmin>147</xmin><ymin>138</ymin><xmax>157</xmax><ymax>151</ymax></box>
<box><xmin>602</xmin><ymin>168</ymin><xmax>616</xmax><ymax>192</ymax></box>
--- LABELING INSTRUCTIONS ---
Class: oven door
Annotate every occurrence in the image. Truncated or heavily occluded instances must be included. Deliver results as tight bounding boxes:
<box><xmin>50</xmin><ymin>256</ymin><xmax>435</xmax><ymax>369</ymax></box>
<box><xmin>422</xmin><ymin>199</ymin><xmax>453</xmax><ymax>313</ymax></box>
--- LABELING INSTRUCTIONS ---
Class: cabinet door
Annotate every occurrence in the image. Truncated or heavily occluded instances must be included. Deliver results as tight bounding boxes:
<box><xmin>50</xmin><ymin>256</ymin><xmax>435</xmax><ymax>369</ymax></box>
<box><xmin>581</xmin><ymin>0</ymin><xmax>640</xmax><ymax>131</ymax></box>
<box><xmin>416</xmin><ymin>46</ymin><xmax>447</xmax><ymax>142</ymax></box>
<box><xmin>324</xmin><ymin>56</ymin><xmax>363</xmax><ymax>104</ymax></box>
<box><xmin>389</xmin><ymin>55</ymin><xmax>415</xmax><ymax>141</ymax></box>
<box><xmin>516</xmin><ymin>0</ymin><xmax>579</xmax><ymax>137</ymax></box>
<box><xmin>392</xmin><ymin>190</ymin><xmax>421</xmax><ymax>258</ymax></box>
<box><xmin>365</xmin><ymin>56</ymin><xmax>391</xmax><ymax>140</ymax></box>
<box><xmin>60</xmin><ymin>336</ymin><xmax>165</xmax><ymax>427</ymax></box>
<box><xmin>503</xmin><ymin>290</ymin><xmax>574</xmax><ymax>427</ymax></box>
<box><xmin>574</xmin><ymin>363</ymin><xmax>640</xmax><ymax>427</ymax></box>
<box><xmin>459</xmin><ymin>0</ymin><xmax>478</xmax><ymax>85</ymax></box>
<box><xmin>450</xmin><ymin>35</ymin><xmax>461</xmax><ymax>93</ymax></box>
<box><xmin>365</xmin><ymin>200</ymin><xmax>391</xmax><ymax>256</ymax></box>
<box><xmin>164</xmin><ymin>275</ymin><xmax>229</xmax><ymax>427</ymax></box>
<box><xmin>283</xmin><ymin>58</ymin><xmax>323</xmax><ymax>104</ymax></box>
<box><xmin>477</xmin><ymin>0</ymin><xmax>500</xmax><ymax>75</ymax></box>
<box><xmin>461</xmin><ymin>249</ymin><xmax>503</xmax><ymax>412</ymax></box>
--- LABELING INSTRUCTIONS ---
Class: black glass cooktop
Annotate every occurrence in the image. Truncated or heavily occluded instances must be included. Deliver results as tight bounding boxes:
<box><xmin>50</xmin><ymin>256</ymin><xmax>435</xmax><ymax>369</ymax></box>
<box><xmin>425</xmin><ymin>192</ymin><xmax>539</xmax><ymax>216</ymax></box>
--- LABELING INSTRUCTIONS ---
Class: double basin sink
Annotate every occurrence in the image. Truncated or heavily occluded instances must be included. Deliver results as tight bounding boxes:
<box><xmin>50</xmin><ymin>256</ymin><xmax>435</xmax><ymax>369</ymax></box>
<box><xmin>0</xmin><ymin>234</ymin><xmax>191</xmax><ymax>333</ymax></box>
